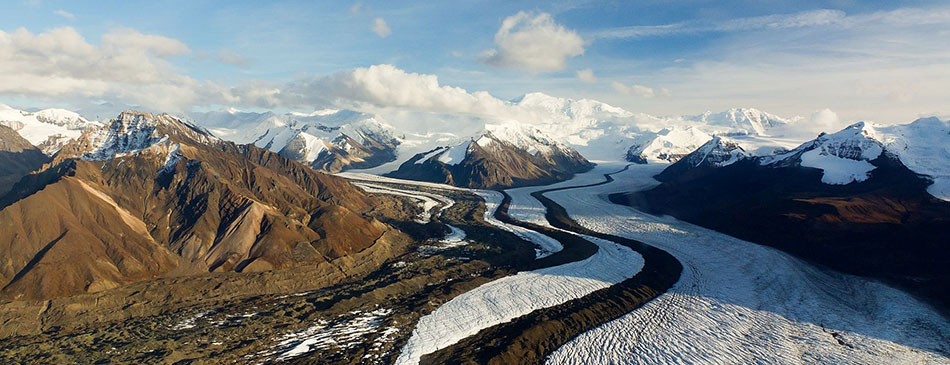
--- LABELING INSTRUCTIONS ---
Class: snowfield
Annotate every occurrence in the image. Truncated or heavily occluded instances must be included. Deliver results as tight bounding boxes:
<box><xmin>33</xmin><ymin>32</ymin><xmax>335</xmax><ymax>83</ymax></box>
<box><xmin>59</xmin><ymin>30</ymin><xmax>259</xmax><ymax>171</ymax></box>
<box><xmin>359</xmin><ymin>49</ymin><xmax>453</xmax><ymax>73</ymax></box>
<box><xmin>544</xmin><ymin>164</ymin><xmax>950</xmax><ymax>364</ymax></box>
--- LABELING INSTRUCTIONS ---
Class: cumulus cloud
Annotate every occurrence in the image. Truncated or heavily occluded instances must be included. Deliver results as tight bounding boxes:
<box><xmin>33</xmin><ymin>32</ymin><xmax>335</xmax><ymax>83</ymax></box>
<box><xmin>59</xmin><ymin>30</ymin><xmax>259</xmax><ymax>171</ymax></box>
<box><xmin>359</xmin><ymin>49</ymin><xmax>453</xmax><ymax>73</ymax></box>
<box><xmin>348</xmin><ymin>3</ymin><xmax>361</xmax><ymax>14</ymax></box>
<box><xmin>0</xmin><ymin>26</ymin><xmax>215</xmax><ymax>112</ymax></box>
<box><xmin>611</xmin><ymin>82</ymin><xmax>670</xmax><ymax>98</ymax></box>
<box><xmin>54</xmin><ymin>9</ymin><xmax>74</xmax><ymax>19</ymax></box>
<box><xmin>576</xmin><ymin>69</ymin><xmax>597</xmax><ymax>83</ymax></box>
<box><xmin>234</xmin><ymin>64</ymin><xmax>516</xmax><ymax>117</ymax></box>
<box><xmin>372</xmin><ymin>17</ymin><xmax>391</xmax><ymax>38</ymax></box>
<box><xmin>808</xmin><ymin>108</ymin><xmax>846</xmax><ymax>133</ymax></box>
<box><xmin>484</xmin><ymin>11</ymin><xmax>585</xmax><ymax>73</ymax></box>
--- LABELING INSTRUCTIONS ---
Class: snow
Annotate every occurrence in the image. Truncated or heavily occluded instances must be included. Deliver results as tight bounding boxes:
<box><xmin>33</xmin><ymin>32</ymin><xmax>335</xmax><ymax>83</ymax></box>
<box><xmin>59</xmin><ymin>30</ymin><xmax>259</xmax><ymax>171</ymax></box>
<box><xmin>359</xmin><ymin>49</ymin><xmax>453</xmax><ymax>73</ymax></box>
<box><xmin>474</xmin><ymin>190</ymin><xmax>562</xmax><ymax>258</ymax></box>
<box><xmin>196</xmin><ymin>108</ymin><xmax>399</xmax><ymax>159</ymax></box>
<box><xmin>757</xmin><ymin>118</ymin><xmax>950</xmax><ymax>199</ymax></box>
<box><xmin>543</xmin><ymin>164</ymin><xmax>950</xmax><ymax>364</ymax></box>
<box><xmin>159</xmin><ymin>143</ymin><xmax>182</xmax><ymax>174</ymax></box>
<box><xmin>437</xmin><ymin>140</ymin><xmax>470</xmax><ymax>165</ymax></box>
<box><xmin>396</xmin><ymin>233</ymin><xmax>642</xmax><ymax>365</ymax></box>
<box><xmin>627</xmin><ymin>126</ymin><xmax>713</xmax><ymax>163</ymax></box>
<box><xmin>800</xmin><ymin>148</ymin><xmax>877</xmax><ymax>184</ymax></box>
<box><xmin>482</xmin><ymin>121</ymin><xmax>565</xmax><ymax>156</ymax></box>
<box><xmin>414</xmin><ymin>147</ymin><xmax>448</xmax><ymax>164</ymax></box>
<box><xmin>254</xmin><ymin>127</ymin><xmax>298</xmax><ymax>152</ymax></box>
<box><xmin>297</xmin><ymin>132</ymin><xmax>329</xmax><ymax>162</ymax></box>
<box><xmin>0</xmin><ymin>106</ymin><xmax>98</xmax><ymax>154</ymax></box>
<box><xmin>265</xmin><ymin>308</ymin><xmax>394</xmax><ymax>361</ymax></box>
<box><xmin>688</xmin><ymin>107</ymin><xmax>799</xmax><ymax>136</ymax></box>
<box><xmin>394</xmin><ymin>177</ymin><xmax>644</xmax><ymax>365</ymax></box>
<box><xmin>871</xmin><ymin>117</ymin><xmax>950</xmax><ymax>201</ymax></box>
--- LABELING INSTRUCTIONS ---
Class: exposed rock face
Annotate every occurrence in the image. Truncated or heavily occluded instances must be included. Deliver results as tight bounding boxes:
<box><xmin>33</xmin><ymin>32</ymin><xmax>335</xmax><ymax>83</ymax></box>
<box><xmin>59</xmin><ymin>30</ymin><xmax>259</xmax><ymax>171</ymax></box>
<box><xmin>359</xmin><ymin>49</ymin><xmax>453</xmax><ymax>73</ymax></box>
<box><xmin>617</xmin><ymin>119</ymin><xmax>950</xmax><ymax>310</ymax></box>
<box><xmin>388</xmin><ymin>124</ymin><xmax>593</xmax><ymax>189</ymax></box>
<box><xmin>653</xmin><ymin>136</ymin><xmax>751</xmax><ymax>181</ymax></box>
<box><xmin>0</xmin><ymin>126</ymin><xmax>50</xmax><ymax>196</ymax></box>
<box><xmin>0</xmin><ymin>111</ymin><xmax>392</xmax><ymax>300</ymax></box>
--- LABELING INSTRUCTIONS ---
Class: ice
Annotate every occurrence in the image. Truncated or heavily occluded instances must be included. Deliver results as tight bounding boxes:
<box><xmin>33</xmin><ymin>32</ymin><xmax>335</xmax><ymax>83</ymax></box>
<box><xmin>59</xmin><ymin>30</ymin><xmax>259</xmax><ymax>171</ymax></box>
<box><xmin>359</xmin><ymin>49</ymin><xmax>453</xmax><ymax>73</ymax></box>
<box><xmin>414</xmin><ymin>147</ymin><xmax>448</xmax><ymax>164</ymax></box>
<box><xmin>263</xmin><ymin>308</ymin><xmax>394</xmax><ymax>361</ymax></box>
<box><xmin>544</xmin><ymin>164</ymin><xmax>950</xmax><ymax>364</ymax></box>
<box><xmin>395</xmin><ymin>176</ymin><xmax>644</xmax><ymax>365</ymax></box>
<box><xmin>474</xmin><ymin>190</ymin><xmax>562</xmax><ymax>258</ymax></box>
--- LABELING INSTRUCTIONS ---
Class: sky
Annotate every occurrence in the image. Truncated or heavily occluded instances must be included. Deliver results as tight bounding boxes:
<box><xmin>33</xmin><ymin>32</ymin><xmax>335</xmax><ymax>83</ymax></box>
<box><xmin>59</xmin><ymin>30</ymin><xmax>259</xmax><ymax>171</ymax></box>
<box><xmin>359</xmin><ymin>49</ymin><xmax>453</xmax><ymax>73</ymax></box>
<box><xmin>1</xmin><ymin>0</ymin><xmax>949</xmax><ymax>125</ymax></box>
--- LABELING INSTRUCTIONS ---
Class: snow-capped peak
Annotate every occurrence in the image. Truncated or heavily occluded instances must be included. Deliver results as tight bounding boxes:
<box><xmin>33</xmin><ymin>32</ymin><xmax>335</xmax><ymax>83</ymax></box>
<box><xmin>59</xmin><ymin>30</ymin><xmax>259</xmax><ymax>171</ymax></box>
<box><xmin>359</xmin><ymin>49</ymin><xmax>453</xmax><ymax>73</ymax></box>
<box><xmin>757</xmin><ymin>117</ymin><xmax>950</xmax><ymax>200</ymax></box>
<box><xmin>482</xmin><ymin>120</ymin><xmax>565</xmax><ymax>156</ymax></box>
<box><xmin>683</xmin><ymin>136</ymin><xmax>751</xmax><ymax>168</ymax></box>
<box><xmin>626</xmin><ymin>126</ymin><xmax>713</xmax><ymax>163</ymax></box>
<box><xmin>691</xmin><ymin>107</ymin><xmax>795</xmax><ymax>136</ymax></box>
<box><xmin>79</xmin><ymin>111</ymin><xmax>215</xmax><ymax>161</ymax></box>
<box><xmin>0</xmin><ymin>105</ymin><xmax>100</xmax><ymax>155</ymax></box>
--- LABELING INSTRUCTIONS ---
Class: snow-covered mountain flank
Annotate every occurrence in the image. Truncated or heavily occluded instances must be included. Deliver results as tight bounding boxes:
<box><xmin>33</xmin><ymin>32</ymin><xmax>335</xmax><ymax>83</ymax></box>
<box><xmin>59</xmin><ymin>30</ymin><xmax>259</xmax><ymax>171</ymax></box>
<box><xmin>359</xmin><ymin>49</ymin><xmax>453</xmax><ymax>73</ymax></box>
<box><xmin>192</xmin><ymin>108</ymin><xmax>401</xmax><ymax>173</ymax></box>
<box><xmin>621</xmin><ymin>116</ymin><xmax>950</xmax><ymax>311</ymax></box>
<box><xmin>0</xmin><ymin>103</ymin><xmax>101</xmax><ymax>155</ymax></box>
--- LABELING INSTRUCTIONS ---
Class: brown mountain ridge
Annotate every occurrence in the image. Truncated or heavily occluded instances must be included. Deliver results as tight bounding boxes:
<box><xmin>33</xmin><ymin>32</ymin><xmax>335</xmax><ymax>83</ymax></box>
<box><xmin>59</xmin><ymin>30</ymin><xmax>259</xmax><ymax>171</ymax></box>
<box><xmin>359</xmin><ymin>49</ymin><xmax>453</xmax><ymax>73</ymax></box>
<box><xmin>0</xmin><ymin>111</ymin><xmax>399</xmax><ymax>300</ymax></box>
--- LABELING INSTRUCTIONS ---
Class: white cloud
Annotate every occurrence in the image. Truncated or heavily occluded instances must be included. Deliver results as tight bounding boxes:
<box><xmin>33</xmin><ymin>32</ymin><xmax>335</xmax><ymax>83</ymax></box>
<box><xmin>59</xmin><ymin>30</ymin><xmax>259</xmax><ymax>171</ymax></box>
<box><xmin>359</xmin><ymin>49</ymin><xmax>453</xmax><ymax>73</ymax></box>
<box><xmin>808</xmin><ymin>108</ymin><xmax>845</xmax><ymax>133</ymax></box>
<box><xmin>584</xmin><ymin>6</ymin><xmax>950</xmax><ymax>124</ymax></box>
<box><xmin>484</xmin><ymin>11</ymin><xmax>585</xmax><ymax>73</ymax></box>
<box><xmin>450</xmin><ymin>50</ymin><xmax>464</xmax><ymax>58</ymax></box>
<box><xmin>0</xmin><ymin>27</ymin><xmax>214</xmax><ymax>112</ymax></box>
<box><xmin>611</xmin><ymin>82</ymin><xmax>669</xmax><ymax>98</ymax></box>
<box><xmin>593</xmin><ymin>9</ymin><xmax>847</xmax><ymax>39</ymax></box>
<box><xmin>243</xmin><ymin>64</ymin><xmax>515</xmax><ymax>117</ymax></box>
<box><xmin>576</xmin><ymin>69</ymin><xmax>597</xmax><ymax>83</ymax></box>
<box><xmin>216</xmin><ymin>48</ymin><xmax>249</xmax><ymax>67</ymax></box>
<box><xmin>348</xmin><ymin>3</ymin><xmax>362</xmax><ymax>14</ymax></box>
<box><xmin>53</xmin><ymin>9</ymin><xmax>75</xmax><ymax>19</ymax></box>
<box><xmin>372</xmin><ymin>18</ymin><xmax>391</xmax><ymax>38</ymax></box>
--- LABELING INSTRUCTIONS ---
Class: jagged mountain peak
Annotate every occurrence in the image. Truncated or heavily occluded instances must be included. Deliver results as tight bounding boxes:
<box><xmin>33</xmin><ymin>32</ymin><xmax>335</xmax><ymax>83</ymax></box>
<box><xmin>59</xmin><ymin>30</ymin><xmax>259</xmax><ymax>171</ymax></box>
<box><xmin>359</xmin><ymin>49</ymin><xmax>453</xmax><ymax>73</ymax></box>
<box><xmin>685</xmin><ymin>136</ymin><xmax>751</xmax><ymax>168</ymax></box>
<box><xmin>58</xmin><ymin>110</ymin><xmax>217</xmax><ymax>162</ymax></box>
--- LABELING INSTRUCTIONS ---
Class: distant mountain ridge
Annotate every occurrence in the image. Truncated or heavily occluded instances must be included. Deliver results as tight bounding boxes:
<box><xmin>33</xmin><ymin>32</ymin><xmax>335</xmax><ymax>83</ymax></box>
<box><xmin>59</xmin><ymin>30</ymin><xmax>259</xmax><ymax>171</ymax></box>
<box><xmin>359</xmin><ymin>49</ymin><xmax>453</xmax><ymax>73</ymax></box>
<box><xmin>0</xmin><ymin>103</ymin><xmax>102</xmax><ymax>155</ymax></box>
<box><xmin>193</xmin><ymin>108</ymin><xmax>401</xmax><ymax>173</ymax></box>
<box><xmin>388</xmin><ymin>122</ymin><xmax>593</xmax><ymax>188</ymax></box>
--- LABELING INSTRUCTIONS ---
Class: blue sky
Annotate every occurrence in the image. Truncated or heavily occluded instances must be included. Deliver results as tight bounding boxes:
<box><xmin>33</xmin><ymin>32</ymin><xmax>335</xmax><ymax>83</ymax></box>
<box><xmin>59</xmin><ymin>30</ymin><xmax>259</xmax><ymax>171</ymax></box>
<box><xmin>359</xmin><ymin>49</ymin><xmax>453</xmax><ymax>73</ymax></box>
<box><xmin>2</xmin><ymin>0</ymin><xmax>949</xmax><ymax>123</ymax></box>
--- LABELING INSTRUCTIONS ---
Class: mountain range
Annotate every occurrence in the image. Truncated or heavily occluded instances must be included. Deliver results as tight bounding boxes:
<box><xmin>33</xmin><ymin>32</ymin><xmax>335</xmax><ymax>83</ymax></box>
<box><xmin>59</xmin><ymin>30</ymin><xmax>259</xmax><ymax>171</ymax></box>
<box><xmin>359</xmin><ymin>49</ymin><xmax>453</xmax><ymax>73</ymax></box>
<box><xmin>616</xmin><ymin>117</ymin><xmax>950</xmax><ymax>308</ymax></box>
<box><xmin>0</xmin><ymin>110</ymin><xmax>402</xmax><ymax>300</ymax></box>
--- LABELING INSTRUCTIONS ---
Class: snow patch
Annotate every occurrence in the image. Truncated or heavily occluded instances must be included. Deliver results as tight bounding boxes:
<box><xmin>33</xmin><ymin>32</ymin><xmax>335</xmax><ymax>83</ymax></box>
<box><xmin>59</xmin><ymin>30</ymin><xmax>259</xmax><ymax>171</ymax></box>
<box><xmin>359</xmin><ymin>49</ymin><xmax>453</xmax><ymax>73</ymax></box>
<box><xmin>800</xmin><ymin>148</ymin><xmax>877</xmax><ymax>184</ymax></box>
<box><xmin>437</xmin><ymin>140</ymin><xmax>471</xmax><ymax>165</ymax></box>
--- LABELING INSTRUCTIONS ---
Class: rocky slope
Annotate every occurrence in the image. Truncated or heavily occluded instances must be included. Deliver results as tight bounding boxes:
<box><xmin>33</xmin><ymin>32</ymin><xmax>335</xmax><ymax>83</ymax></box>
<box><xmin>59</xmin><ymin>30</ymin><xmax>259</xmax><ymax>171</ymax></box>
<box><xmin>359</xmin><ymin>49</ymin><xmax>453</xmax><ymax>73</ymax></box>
<box><xmin>616</xmin><ymin>117</ymin><xmax>950</xmax><ymax>310</ymax></box>
<box><xmin>387</xmin><ymin>122</ymin><xmax>593</xmax><ymax>188</ymax></box>
<box><xmin>0</xmin><ymin>126</ymin><xmax>50</xmax><ymax>196</ymax></box>
<box><xmin>0</xmin><ymin>111</ymin><xmax>395</xmax><ymax>300</ymax></box>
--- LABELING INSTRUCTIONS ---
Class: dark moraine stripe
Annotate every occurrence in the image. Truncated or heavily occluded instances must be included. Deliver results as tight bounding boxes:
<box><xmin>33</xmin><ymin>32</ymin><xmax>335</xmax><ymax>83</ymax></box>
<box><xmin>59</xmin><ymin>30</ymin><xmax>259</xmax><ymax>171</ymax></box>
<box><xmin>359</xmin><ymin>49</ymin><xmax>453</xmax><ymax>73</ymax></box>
<box><xmin>422</xmin><ymin>166</ymin><xmax>683</xmax><ymax>364</ymax></box>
